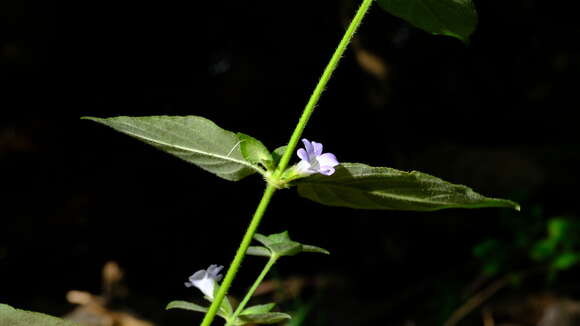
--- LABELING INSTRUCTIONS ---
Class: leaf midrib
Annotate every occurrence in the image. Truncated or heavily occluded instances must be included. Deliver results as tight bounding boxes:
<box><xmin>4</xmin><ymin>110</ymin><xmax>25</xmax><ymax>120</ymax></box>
<box><xmin>302</xmin><ymin>182</ymin><xmax>462</xmax><ymax>207</ymax></box>
<box><xmin>114</xmin><ymin>120</ymin><xmax>263</xmax><ymax>175</ymax></box>
<box><xmin>301</xmin><ymin>180</ymin><xmax>512</xmax><ymax>210</ymax></box>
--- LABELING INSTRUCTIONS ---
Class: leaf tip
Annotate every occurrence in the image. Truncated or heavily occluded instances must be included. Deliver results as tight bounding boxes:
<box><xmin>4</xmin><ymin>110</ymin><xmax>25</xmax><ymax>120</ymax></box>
<box><xmin>80</xmin><ymin>116</ymin><xmax>100</xmax><ymax>122</ymax></box>
<box><xmin>303</xmin><ymin>244</ymin><xmax>330</xmax><ymax>255</ymax></box>
<box><xmin>165</xmin><ymin>301</ymin><xmax>177</xmax><ymax>310</ymax></box>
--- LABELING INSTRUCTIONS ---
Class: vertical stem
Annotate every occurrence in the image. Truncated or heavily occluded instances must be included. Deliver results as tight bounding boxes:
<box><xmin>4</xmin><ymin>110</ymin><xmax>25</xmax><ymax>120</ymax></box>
<box><xmin>201</xmin><ymin>185</ymin><xmax>277</xmax><ymax>326</ymax></box>
<box><xmin>274</xmin><ymin>0</ymin><xmax>374</xmax><ymax>176</ymax></box>
<box><xmin>226</xmin><ymin>256</ymin><xmax>278</xmax><ymax>326</ymax></box>
<box><xmin>200</xmin><ymin>1</ymin><xmax>373</xmax><ymax>324</ymax></box>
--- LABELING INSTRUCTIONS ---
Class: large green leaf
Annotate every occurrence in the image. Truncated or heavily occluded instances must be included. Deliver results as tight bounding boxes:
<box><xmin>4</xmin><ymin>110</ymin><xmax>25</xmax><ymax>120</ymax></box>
<box><xmin>0</xmin><ymin>304</ymin><xmax>81</xmax><ymax>326</ymax></box>
<box><xmin>376</xmin><ymin>0</ymin><xmax>477</xmax><ymax>44</ymax></box>
<box><xmin>297</xmin><ymin>163</ymin><xmax>520</xmax><ymax>211</ymax></box>
<box><xmin>83</xmin><ymin>115</ymin><xmax>263</xmax><ymax>181</ymax></box>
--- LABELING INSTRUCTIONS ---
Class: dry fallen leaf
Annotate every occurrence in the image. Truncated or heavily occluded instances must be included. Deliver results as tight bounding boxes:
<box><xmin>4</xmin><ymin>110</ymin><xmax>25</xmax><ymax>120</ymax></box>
<box><xmin>63</xmin><ymin>261</ymin><xmax>154</xmax><ymax>326</ymax></box>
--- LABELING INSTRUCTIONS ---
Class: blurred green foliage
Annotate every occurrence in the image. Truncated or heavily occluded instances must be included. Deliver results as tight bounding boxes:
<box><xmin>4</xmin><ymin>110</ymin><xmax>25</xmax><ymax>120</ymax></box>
<box><xmin>474</xmin><ymin>207</ymin><xmax>580</xmax><ymax>281</ymax></box>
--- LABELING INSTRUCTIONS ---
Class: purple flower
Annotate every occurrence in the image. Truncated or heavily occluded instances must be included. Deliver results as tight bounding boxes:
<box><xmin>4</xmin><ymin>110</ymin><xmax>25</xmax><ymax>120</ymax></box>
<box><xmin>185</xmin><ymin>264</ymin><xmax>224</xmax><ymax>299</ymax></box>
<box><xmin>296</xmin><ymin>139</ymin><xmax>339</xmax><ymax>176</ymax></box>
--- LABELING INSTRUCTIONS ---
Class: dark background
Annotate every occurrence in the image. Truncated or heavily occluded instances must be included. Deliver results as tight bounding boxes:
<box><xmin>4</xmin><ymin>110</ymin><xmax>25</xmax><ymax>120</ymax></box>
<box><xmin>2</xmin><ymin>0</ymin><xmax>579</xmax><ymax>325</ymax></box>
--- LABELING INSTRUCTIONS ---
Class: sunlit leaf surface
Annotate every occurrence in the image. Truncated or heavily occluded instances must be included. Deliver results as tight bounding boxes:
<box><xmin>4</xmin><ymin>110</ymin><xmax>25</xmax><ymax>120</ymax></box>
<box><xmin>297</xmin><ymin>163</ymin><xmax>520</xmax><ymax>211</ymax></box>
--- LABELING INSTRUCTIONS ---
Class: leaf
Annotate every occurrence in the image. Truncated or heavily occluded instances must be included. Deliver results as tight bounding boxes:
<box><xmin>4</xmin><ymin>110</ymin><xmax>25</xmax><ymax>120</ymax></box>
<box><xmin>252</xmin><ymin>231</ymin><xmax>330</xmax><ymax>258</ymax></box>
<box><xmin>272</xmin><ymin>146</ymin><xmax>287</xmax><ymax>167</ymax></box>
<box><xmin>530</xmin><ymin>239</ymin><xmax>557</xmax><ymax>261</ymax></box>
<box><xmin>247</xmin><ymin>246</ymin><xmax>272</xmax><ymax>257</ymax></box>
<box><xmin>482</xmin><ymin>260</ymin><xmax>501</xmax><ymax>277</ymax></box>
<box><xmin>253</xmin><ymin>233</ymin><xmax>272</xmax><ymax>247</ymax></box>
<box><xmin>473</xmin><ymin>239</ymin><xmax>501</xmax><ymax>258</ymax></box>
<box><xmin>166</xmin><ymin>300</ymin><xmax>209</xmax><ymax>313</ymax></box>
<box><xmin>219</xmin><ymin>293</ymin><xmax>234</xmax><ymax>317</ymax></box>
<box><xmin>237</xmin><ymin>133</ymin><xmax>273</xmax><ymax>169</ymax></box>
<box><xmin>0</xmin><ymin>303</ymin><xmax>81</xmax><ymax>326</ymax></box>
<box><xmin>552</xmin><ymin>252</ymin><xmax>580</xmax><ymax>270</ymax></box>
<box><xmin>268</xmin><ymin>242</ymin><xmax>302</xmax><ymax>257</ymax></box>
<box><xmin>297</xmin><ymin>163</ymin><xmax>520</xmax><ymax>211</ymax></box>
<box><xmin>238</xmin><ymin>312</ymin><xmax>291</xmax><ymax>324</ymax></box>
<box><xmin>83</xmin><ymin>115</ymin><xmax>263</xmax><ymax>181</ymax></box>
<box><xmin>240</xmin><ymin>303</ymin><xmax>276</xmax><ymax>315</ymax></box>
<box><xmin>548</xmin><ymin>218</ymin><xmax>569</xmax><ymax>241</ymax></box>
<box><xmin>302</xmin><ymin>244</ymin><xmax>330</xmax><ymax>255</ymax></box>
<box><xmin>268</xmin><ymin>231</ymin><xmax>292</xmax><ymax>243</ymax></box>
<box><xmin>376</xmin><ymin>0</ymin><xmax>478</xmax><ymax>44</ymax></box>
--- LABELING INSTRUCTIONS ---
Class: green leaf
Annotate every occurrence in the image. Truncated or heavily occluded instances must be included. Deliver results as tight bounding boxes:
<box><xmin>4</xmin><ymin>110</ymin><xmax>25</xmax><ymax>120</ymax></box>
<box><xmin>238</xmin><ymin>312</ymin><xmax>291</xmax><ymax>324</ymax></box>
<box><xmin>247</xmin><ymin>246</ymin><xmax>272</xmax><ymax>257</ymax></box>
<box><xmin>530</xmin><ymin>239</ymin><xmax>557</xmax><ymax>261</ymax></box>
<box><xmin>548</xmin><ymin>218</ymin><xmax>569</xmax><ymax>241</ymax></box>
<box><xmin>268</xmin><ymin>231</ymin><xmax>292</xmax><ymax>243</ymax></box>
<box><xmin>252</xmin><ymin>231</ymin><xmax>330</xmax><ymax>258</ymax></box>
<box><xmin>302</xmin><ymin>244</ymin><xmax>330</xmax><ymax>255</ymax></box>
<box><xmin>218</xmin><ymin>293</ymin><xmax>234</xmax><ymax>317</ymax></box>
<box><xmin>482</xmin><ymin>260</ymin><xmax>501</xmax><ymax>277</ymax></box>
<box><xmin>83</xmin><ymin>115</ymin><xmax>263</xmax><ymax>181</ymax></box>
<box><xmin>272</xmin><ymin>146</ymin><xmax>287</xmax><ymax>167</ymax></box>
<box><xmin>376</xmin><ymin>0</ymin><xmax>477</xmax><ymax>44</ymax></box>
<box><xmin>167</xmin><ymin>299</ymin><xmax>233</xmax><ymax>320</ymax></box>
<box><xmin>473</xmin><ymin>239</ymin><xmax>501</xmax><ymax>258</ymax></box>
<box><xmin>202</xmin><ymin>292</ymin><xmax>234</xmax><ymax>318</ymax></box>
<box><xmin>269</xmin><ymin>242</ymin><xmax>302</xmax><ymax>257</ymax></box>
<box><xmin>0</xmin><ymin>304</ymin><xmax>81</xmax><ymax>326</ymax></box>
<box><xmin>297</xmin><ymin>163</ymin><xmax>520</xmax><ymax>211</ymax></box>
<box><xmin>166</xmin><ymin>300</ymin><xmax>209</xmax><ymax>313</ymax></box>
<box><xmin>552</xmin><ymin>252</ymin><xmax>580</xmax><ymax>270</ymax></box>
<box><xmin>237</xmin><ymin>132</ymin><xmax>273</xmax><ymax>169</ymax></box>
<box><xmin>254</xmin><ymin>233</ymin><xmax>272</xmax><ymax>247</ymax></box>
<box><xmin>472</xmin><ymin>239</ymin><xmax>504</xmax><ymax>276</ymax></box>
<box><xmin>240</xmin><ymin>303</ymin><xmax>276</xmax><ymax>315</ymax></box>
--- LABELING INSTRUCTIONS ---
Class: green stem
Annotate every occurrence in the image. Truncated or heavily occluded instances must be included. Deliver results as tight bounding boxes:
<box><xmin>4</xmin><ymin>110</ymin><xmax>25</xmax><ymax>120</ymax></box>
<box><xmin>200</xmin><ymin>1</ymin><xmax>373</xmax><ymax>324</ymax></box>
<box><xmin>200</xmin><ymin>185</ymin><xmax>277</xmax><ymax>326</ymax></box>
<box><xmin>274</xmin><ymin>0</ymin><xmax>374</xmax><ymax>177</ymax></box>
<box><xmin>226</xmin><ymin>256</ymin><xmax>278</xmax><ymax>326</ymax></box>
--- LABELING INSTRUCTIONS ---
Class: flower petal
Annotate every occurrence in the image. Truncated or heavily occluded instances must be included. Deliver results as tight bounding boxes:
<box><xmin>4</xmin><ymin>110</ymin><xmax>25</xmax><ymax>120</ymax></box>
<box><xmin>316</xmin><ymin>153</ymin><xmax>339</xmax><ymax>168</ymax></box>
<box><xmin>311</xmin><ymin>141</ymin><xmax>323</xmax><ymax>156</ymax></box>
<box><xmin>193</xmin><ymin>278</ymin><xmax>215</xmax><ymax>299</ymax></box>
<box><xmin>302</xmin><ymin>139</ymin><xmax>314</xmax><ymax>156</ymax></box>
<box><xmin>185</xmin><ymin>265</ymin><xmax>225</xmax><ymax>300</ymax></box>
<box><xmin>207</xmin><ymin>265</ymin><xmax>221</xmax><ymax>275</ymax></box>
<box><xmin>296</xmin><ymin>160</ymin><xmax>313</xmax><ymax>175</ymax></box>
<box><xmin>297</xmin><ymin>148</ymin><xmax>309</xmax><ymax>162</ymax></box>
<box><xmin>206</xmin><ymin>265</ymin><xmax>224</xmax><ymax>282</ymax></box>
<box><xmin>319</xmin><ymin>166</ymin><xmax>336</xmax><ymax>176</ymax></box>
<box><xmin>189</xmin><ymin>269</ymin><xmax>206</xmax><ymax>282</ymax></box>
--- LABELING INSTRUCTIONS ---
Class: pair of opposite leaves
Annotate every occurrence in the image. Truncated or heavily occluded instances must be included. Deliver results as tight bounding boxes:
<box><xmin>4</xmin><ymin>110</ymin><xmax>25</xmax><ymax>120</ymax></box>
<box><xmin>84</xmin><ymin>115</ymin><xmax>519</xmax><ymax>212</ymax></box>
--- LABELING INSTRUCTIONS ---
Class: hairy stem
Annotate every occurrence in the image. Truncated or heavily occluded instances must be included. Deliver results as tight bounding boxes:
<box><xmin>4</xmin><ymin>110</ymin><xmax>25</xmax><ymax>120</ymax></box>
<box><xmin>200</xmin><ymin>1</ymin><xmax>373</xmax><ymax>324</ymax></box>
<box><xmin>201</xmin><ymin>185</ymin><xmax>277</xmax><ymax>326</ymax></box>
<box><xmin>226</xmin><ymin>256</ymin><xmax>278</xmax><ymax>326</ymax></box>
<box><xmin>273</xmin><ymin>0</ymin><xmax>374</xmax><ymax>176</ymax></box>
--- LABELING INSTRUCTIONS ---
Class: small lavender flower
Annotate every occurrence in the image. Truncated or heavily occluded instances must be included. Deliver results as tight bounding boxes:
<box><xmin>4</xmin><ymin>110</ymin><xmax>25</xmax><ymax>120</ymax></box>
<box><xmin>296</xmin><ymin>139</ymin><xmax>339</xmax><ymax>176</ymax></box>
<box><xmin>185</xmin><ymin>264</ymin><xmax>224</xmax><ymax>300</ymax></box>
